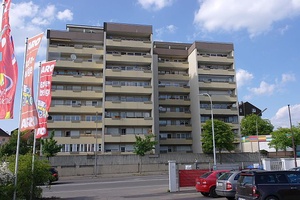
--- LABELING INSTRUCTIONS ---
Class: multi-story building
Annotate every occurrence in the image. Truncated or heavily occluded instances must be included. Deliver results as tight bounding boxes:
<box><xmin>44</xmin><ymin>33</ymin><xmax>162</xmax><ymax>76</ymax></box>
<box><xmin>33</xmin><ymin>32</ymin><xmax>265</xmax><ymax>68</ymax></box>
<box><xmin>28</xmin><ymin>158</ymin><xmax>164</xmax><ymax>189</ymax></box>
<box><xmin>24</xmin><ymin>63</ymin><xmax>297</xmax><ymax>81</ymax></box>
<box><xmin>46</xmin><ymin>22</ymin><xmax>240</xmax><ymax>155</ymax></box>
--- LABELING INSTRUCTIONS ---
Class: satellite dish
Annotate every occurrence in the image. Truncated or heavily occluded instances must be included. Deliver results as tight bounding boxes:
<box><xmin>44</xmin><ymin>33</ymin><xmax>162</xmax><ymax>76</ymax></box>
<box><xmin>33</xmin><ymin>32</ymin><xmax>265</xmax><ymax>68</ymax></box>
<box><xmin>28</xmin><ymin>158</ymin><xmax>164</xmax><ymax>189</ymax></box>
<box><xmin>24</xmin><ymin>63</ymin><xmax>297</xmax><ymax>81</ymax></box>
<box><xmin>70</xmin><ymin>54</ymin><xmax>77</xmax><ymax>60</ymax></box>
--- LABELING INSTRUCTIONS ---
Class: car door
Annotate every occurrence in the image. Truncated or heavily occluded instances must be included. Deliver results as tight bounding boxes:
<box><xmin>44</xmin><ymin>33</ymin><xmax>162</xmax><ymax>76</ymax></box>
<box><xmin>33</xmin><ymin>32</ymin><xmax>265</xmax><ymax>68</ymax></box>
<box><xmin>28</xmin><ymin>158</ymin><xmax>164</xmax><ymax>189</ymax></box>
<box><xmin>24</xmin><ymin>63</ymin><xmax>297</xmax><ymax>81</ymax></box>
<box><xmin>285</xmin><ymin>172</ymin><xmax>300</xmax><ymax>200</ymax></box>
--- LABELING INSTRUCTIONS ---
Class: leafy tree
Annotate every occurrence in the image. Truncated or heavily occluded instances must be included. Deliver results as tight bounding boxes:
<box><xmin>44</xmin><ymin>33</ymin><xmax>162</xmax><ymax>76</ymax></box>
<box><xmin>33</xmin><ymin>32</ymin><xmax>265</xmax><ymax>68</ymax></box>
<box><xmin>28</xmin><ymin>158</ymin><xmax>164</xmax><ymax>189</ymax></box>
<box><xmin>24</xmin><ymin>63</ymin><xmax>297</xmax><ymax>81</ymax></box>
<box><xmin>240</xmin><ymin>114</ymin><xmax>274</xmax><ymax>136</ymax></box>
<box><xmin>41</xmin><ymin>131</ymin><xmax>62</xmax><ymax>160</ymax></box>
<box><xmin>0</xmin><ymin>130</ymin><xmax>32</xmax><ymax>158</ymax></box>
<box><xmin>202</xmin><ymin>119</ymin><xmax>235</xmax><ymax>163</ymax></box>
<box><xmin>133</xmin><ymin>134</ymin><xmax>157</xmax><ymax>173</ymax></box>
<box><xmin>269</xmin><ymin>126</ymin><xmax>300</xmax><ymax>156</ymax></box>
<box><xmin>7</xmin><ymin>154</ymin><xmax>51</xmax><ymax>199</ymax></box>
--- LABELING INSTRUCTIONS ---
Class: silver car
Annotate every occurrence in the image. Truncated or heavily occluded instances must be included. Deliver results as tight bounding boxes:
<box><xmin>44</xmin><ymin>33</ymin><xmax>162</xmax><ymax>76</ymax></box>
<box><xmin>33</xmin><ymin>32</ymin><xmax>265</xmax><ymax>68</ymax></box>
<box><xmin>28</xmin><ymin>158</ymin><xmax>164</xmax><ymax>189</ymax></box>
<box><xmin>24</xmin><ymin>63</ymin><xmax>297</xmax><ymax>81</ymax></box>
<box><xmin>215</xmin><ymin>170</ymin><xmax>240</xmax><ymax>200</ymax></box>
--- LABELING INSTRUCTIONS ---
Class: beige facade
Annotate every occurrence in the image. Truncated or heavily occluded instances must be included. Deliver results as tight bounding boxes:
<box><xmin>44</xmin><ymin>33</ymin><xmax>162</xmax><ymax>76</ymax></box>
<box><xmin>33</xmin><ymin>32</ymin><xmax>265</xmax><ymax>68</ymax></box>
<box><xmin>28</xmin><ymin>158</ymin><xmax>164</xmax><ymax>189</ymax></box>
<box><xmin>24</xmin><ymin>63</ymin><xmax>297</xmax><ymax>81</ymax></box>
<box><xmin>46</xmin><ymin>22</ymin><xmax>240</xmax><ymax>155</ymax></box>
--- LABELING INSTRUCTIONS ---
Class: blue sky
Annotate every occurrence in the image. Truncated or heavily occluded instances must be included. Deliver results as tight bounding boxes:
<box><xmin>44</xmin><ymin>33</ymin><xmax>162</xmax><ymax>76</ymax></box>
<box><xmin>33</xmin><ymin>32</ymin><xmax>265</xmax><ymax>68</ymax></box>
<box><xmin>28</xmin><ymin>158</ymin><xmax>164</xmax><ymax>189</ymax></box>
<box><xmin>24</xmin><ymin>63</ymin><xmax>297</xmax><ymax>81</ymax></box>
<box><xmin>1</xmin><ymin>0</ymin><xmax>300</xmax><ymax>133</ymax></box>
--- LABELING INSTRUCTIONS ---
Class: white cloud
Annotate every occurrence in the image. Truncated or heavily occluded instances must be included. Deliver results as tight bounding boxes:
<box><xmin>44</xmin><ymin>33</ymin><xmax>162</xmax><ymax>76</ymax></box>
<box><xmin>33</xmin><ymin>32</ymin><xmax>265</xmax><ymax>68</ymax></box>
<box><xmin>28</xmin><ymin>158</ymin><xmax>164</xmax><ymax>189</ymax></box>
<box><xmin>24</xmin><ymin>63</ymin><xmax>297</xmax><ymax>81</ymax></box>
<box><xmin>57</xmin><ymin>9</ymin><xmax>73</xmax><ymax>21</ymax></box>
<box><xmin>194</xmin><ymin>0</ymin><xmax>300</xmax><ymax>37</ymax></box>
<box><xmin>281</xmin><ymin>73</ymin><xmax>296</xmax><ymax>83</ymax></box>
<box><xmin>236</xmin><ymin>69</ymin><xmax>253</xmax><ymax>88</ymax></box>
<box><xmin>246</xmin><ymin>73</ymin><xmax>296</xmax><ymax>98</ymax></box>
<box><xmin>155</xmin><ymin>24</ymin><xmax>178</xmax><ymax>38</ymax></box>
<box><xmin>271</xmin><ymin>104</ymin><xmax>300</xmax><ymax>128</ymax></box>
<box><xmin>137</xmin><ymin>0</ymin><xmax>174</xmax><ymax>11</ymax></box>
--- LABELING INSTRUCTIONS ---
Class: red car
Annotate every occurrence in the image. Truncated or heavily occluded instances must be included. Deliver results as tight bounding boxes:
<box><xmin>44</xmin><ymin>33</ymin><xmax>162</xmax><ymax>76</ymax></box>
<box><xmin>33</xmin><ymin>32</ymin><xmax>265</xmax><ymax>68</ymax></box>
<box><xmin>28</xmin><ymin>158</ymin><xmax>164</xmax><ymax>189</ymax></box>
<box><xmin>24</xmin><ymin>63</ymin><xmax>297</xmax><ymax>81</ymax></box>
<box><xmin>195</xmin><ymin>170</ymin><xmax>229</xmax><ymax>198</ymax></box>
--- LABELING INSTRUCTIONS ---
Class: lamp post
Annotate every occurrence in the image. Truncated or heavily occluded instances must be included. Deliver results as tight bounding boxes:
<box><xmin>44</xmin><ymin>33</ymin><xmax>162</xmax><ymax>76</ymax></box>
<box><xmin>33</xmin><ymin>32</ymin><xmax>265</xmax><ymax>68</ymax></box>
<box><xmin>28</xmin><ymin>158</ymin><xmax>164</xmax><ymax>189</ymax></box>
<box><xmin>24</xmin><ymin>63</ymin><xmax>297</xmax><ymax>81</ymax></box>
<box><xmin>199</xmin><ymin>93</ymin><xmax>216</xmax><ymax>169</ymax></box>
<box><xmin>288</xmin><ymin>104</ymin><xmax>297</xmax><ymax>168</ymax></box>
<box><xmin>255</xmin><ymin>108</ymin><xmax>267</xmax><ymax>167</ymax></box>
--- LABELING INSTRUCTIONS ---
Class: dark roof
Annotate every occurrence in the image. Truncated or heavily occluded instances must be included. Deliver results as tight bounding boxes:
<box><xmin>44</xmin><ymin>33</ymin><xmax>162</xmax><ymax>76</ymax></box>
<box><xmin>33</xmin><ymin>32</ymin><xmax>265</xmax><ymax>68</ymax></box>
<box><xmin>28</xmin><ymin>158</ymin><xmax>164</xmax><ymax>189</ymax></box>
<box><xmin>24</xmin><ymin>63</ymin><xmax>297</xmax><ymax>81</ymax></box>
<box><xmin>0</xmin><ymin>128</ymin><xmax>10</xmax><ymax>137</ymax></box>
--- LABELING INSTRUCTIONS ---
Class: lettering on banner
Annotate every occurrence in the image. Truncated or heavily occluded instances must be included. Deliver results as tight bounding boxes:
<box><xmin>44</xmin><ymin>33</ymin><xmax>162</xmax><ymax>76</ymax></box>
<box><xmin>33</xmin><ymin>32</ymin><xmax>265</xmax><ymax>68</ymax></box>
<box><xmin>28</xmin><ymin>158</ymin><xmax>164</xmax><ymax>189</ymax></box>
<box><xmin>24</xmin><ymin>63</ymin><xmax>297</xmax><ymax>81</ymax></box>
<box><xmin>41</xmin><ymin>64</ymin><xmax>55</xmax><ymax>74</ymax></box>
<box><xmin>39</xmin><ymin>89</ymin><xmax>50</xmax><ymax>97</ymax></box>
<box><xmin>39</xmin><ymin>81</ymin><xmax>51</xmax><ymax>89</ymax></box>
<box><xmin>21</xmin><ymin>116</ymin><xmax>38</xmax><ymax>129</ymax></box>
<box><xmin>27</xmin><ymin>37</ymin><xmax>41</xmax><ymax>51</ymax></box>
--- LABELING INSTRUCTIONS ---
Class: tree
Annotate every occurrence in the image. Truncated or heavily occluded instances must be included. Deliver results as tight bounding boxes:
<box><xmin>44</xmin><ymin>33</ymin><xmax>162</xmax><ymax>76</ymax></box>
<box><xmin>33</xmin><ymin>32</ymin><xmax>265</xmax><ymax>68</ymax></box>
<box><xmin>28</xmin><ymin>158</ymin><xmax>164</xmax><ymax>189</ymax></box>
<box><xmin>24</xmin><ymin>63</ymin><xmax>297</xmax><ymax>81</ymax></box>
<box><xmin>7</xmin><ymin>153</ymin><xmax>51</xmax><ymax>199</ymax></box>
<box><xmin>202</xmin><ymin>119</ymin><xmax>235</xmax><ymax>163</ymax></box>
<box><xmin>269</xmin><ymin>126</ymin><xmax>300</xmax><ymax>156</ymax></box>
<box><xmin>133</xmin><ymin>134</ymin><xmax>157</xmax><ymax>173</ymax></box>
<box><xmin>240</xmin><ymin>114</ymin><xmax>274</xmax><ymax>136</ymax></box>
<box><xmin>41</xmin><ymin>131</ymin><xmax>62</xmax><ymax>160</ymax></box>
<box><xmin>0</xmin><ymin>130</ymin><xmax>32</xmax><ymax>158</ymax></box>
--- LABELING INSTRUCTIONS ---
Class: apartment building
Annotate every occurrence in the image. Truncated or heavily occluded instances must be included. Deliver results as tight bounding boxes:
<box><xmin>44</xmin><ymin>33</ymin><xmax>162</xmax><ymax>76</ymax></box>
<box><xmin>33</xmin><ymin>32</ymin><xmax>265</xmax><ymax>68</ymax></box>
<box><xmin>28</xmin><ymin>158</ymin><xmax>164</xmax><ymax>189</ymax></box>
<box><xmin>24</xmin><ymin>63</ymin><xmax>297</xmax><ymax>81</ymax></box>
<box><xmin>46</xmin><ymin>22</ymin><xmax>240</xmax><ymax>155</ymax></box>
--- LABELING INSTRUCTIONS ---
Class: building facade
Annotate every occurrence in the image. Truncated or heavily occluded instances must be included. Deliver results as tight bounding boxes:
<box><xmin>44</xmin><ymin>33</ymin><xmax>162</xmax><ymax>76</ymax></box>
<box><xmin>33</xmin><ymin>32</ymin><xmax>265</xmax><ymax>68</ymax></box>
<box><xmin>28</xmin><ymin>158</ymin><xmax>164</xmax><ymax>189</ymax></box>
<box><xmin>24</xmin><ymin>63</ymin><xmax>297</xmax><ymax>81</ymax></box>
<box><xmin>46</xmin><ymin>22</ymin><xmax>239</xmax><ymax>155</ymax></box>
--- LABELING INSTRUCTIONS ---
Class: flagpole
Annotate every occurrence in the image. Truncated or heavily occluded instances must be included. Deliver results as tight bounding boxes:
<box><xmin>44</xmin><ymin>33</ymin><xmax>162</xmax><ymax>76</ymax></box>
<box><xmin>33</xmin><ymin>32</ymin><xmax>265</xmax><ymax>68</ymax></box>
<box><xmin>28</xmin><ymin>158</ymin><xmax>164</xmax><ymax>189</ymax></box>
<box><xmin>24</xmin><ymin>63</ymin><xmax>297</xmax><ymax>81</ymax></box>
<box><xmin>1</xmin><ymin>0</ymin><xmax>4</xmax><ymax>29</ymax></box>
<box><xmin>30</xmin><ymin>61</ymin><xmax>41</xmax><ymax>200</ymax></box>
<box><xmin>13</xmin><ymin>37</ymin><xmax>29</xmax><ymax>200</ymax></box>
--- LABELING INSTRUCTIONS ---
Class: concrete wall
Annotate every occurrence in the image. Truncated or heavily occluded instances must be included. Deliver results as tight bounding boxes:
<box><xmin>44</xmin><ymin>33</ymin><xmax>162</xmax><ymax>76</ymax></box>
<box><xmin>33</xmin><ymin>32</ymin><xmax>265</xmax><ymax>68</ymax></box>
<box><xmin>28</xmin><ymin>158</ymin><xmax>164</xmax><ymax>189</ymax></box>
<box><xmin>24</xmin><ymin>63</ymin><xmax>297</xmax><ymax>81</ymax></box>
<box><xmin>49</xmin><ymin>153</ymin><xmax>260</xmax><ymax>177</ymax></box>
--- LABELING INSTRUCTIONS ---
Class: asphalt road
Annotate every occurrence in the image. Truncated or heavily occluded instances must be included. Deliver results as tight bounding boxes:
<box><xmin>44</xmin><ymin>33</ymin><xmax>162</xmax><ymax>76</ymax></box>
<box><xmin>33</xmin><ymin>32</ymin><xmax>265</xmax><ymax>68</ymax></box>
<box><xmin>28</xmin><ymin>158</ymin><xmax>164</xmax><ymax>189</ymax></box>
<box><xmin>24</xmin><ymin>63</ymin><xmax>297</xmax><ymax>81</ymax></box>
<box><xmin>41</xmin><ymin>174</ymin><xmax>228</xmax><ymax>200</ymax></box>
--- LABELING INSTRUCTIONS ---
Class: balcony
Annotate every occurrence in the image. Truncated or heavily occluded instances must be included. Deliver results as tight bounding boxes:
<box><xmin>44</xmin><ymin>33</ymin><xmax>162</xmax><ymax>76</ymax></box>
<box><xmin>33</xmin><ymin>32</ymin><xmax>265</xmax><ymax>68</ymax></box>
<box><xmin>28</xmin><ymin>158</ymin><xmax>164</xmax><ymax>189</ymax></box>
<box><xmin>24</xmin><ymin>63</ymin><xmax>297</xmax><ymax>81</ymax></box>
<box><xmin>199</xmin><ymin>81</ymin><xmax>236</xmax><ymax>90</ymax></box>
<box><xmin>158</xmin><ymin>61</ymin><xmax>188</xmax><ymax>70</ymax></box>
<box><xmin>55</xmin><ymin>60</ymin><xmax>103</xmax><ymax>70</ymax></box>
<box><xmin>49</xmin><ymin>105</ymin><xmax>103</xmax><ymax>114</ymax></box>
<box><xmin>197</xmin><ymin>55</ymin><xmax>234</xmax><ymax>64</ymax></box>
<box><xmin>159</xmin><ymin>138</ymin><xmax>193</xmax><ymax>145</ymax></box>
<box><xmin>159</xmin><ymin>111</ymin><xmax>191</xmax><ymax>118</ymax></box>
<box><xmin>105</xmin><ymin>134</ymin><xmax>145</xmax><ymax>143</ymax></box>
<box><xmin>199</xmin><ymin>95</ymin><xmax>237</xmax><ymax>103</ymax></box>
<box><xmin>158</xmin><ymin>73</ymin><xmax>189</xmax><ymax>81</ymax></box>
<box><xmin>106</xmin><ymin>54</ymin><xmax>152</xmax><ymax>64</ymax></box>
<box><xmin>198</xmin><ymin>68</ymin><xmax>235</xmax><ymax>76</ymax></box>
<box><xmin>158</xmin><ymin>99</ymin><xmax>190</xmax><ymax>106</ymax></box>
<box><xmin>200</xmin><ymin>108</ymin><xmax>238</xmax><ymax>115</ymax></box>
<box><xmin>105</xmin><ymin>118</ymin><xmax>153</xmax><ymax>126</ymax></box>
<box><xmin>105</xmin><ymin>85</ymin><xmax>152</xmax><ymax>94</ymax></box>
<box><xmin>105</xmin><ymin>101</ymin><xmax>153</xmax><ymax>110</ymax></box>
<box><xmin>106</xmin><ymin>39</ymin><xmax>151</xmax><ymax>50</ymax></box>
<box><xmin>52</xmin><ymin>75</ymin><xmax>103</xmax><ymax>85</ymax></box>
<box><xmin>52</xmin><ymin>90</ymin><xmax>103</xmax><ymax>99</ymax></box>
<box><xmin>158</xmin><ymin>85</ymin><xmax>190</xmax><ymax>93</ymax></box>
<box><xmin>54</xmin><ymin>136</ymin><xmax>102</xmax><ymax>145</ymax></box>
<box><xmin>47</xmin><ymin>120</ymin><xmax>102</xmax><ymax>129</ymax></box>
<box><xmin>159</xmin><ymin>125</ymin><xmax>192</xmax><ymax>132</ymax></box>
<box><xmin>48</xmin><ymin>45</ymin><xmax>104</xmax><ymax>55</ymax></box>
<box><xmin>105</xmin><ymin>69</ymin><xmax>152</xmax><ymax>80</ymax></box>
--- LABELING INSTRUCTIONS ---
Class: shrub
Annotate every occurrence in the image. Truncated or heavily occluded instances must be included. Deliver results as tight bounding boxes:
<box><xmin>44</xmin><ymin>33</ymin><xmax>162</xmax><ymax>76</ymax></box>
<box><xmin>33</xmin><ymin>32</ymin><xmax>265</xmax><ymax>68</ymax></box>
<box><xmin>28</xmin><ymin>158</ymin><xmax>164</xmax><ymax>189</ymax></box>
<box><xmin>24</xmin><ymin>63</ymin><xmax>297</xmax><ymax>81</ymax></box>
<box><xmin>0</xmin><ymin>161</ymin><xmax>14</xmax><ymax>199</ymax></box>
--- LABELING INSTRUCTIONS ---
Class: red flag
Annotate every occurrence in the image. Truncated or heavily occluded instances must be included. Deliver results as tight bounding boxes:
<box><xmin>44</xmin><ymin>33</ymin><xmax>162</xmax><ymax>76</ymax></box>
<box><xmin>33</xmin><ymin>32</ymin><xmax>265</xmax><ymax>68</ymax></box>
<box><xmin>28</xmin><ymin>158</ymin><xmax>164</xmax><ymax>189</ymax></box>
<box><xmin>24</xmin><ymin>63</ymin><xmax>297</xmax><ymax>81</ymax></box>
<box><xmin>20</xmin><ymin>33</ymin><xmax>44</xmax><ymax>131</ymax></box>
<box><xmin>0</xmin><ymin>0</ymin><xmax>18</xmax><ymax>119</ymax></box>
<box><xmin>36</xmin><ymin>60</ymin><xmax>56</xmax><ymax>138</ymax></box>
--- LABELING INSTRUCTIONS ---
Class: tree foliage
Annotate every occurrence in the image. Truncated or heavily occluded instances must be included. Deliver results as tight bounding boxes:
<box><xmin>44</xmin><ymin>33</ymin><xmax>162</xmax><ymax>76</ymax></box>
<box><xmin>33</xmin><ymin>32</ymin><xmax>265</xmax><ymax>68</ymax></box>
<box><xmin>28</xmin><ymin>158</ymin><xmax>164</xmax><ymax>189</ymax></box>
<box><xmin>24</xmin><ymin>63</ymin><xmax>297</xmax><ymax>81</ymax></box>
<box><xmin>6</xmin><ymin>154</ymin><xmax>51</xmax><ymax>199</ymax></box>
<box><xmin>269</xmin><ymin>125</ymin><xmax>300</xmax><ymax>151</ymax></box>
<box><xmin>202</xmin><ymin>119</ymin><xmax>235</xmax><ymax>154</ymax></box>
<box><xmin>240</xmin><ymin>114</ymin><xmax>274</xmax><ymax>136</ymax></box>
<box><xmin>0</xmin><ymin>130</ymin><xmax>32</xmax><ymax>158</ymax></box>
<box><xmin>41</xmin><ymin>131</ymin><xmax>62</xmax><ymax>160</ymax></box>
<box><xmin>133</xmin><ymin>134</ymin><xmax>157</xmax><ymax>156</ymax></box>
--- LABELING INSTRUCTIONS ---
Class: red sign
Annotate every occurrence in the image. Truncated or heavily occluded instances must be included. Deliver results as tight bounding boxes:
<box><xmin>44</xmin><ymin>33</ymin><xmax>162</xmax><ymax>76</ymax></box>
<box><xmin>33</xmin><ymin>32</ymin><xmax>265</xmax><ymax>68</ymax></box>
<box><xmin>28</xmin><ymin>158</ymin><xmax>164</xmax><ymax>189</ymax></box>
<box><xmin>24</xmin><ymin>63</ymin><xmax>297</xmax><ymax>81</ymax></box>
<box><xmin>36</xmin><ymin>60</ymin><xmax>56</xmax><ymax>138</ymax></box>
<box><xmin>20</xmin><ymin>33</ymin><xmax>44</xmax><ymax>131</ymax></box>
<box><xmin>0</xmin><ymin>0</ymin><xmax>18</xmax><ymax>119</ymax></box>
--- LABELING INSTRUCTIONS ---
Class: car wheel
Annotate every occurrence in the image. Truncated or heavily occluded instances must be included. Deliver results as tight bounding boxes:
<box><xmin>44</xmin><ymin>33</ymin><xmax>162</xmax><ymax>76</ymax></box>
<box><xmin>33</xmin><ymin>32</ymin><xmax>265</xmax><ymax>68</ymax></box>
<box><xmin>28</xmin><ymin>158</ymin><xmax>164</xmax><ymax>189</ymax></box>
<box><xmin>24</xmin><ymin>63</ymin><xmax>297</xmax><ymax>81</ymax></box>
<box><xmin>209</xmin><ymin>186</ymin><xmax>218</xmax><ymax>198</ymax></box>
<box><xmin>265</xmin><ymin>196</ymin><xmax>279</xmax><ymax>200</ymax></box>
<box><xmin>200</xmin><ymin>192</ymin><xmax>209</xmax><ymax>197</ymax></box>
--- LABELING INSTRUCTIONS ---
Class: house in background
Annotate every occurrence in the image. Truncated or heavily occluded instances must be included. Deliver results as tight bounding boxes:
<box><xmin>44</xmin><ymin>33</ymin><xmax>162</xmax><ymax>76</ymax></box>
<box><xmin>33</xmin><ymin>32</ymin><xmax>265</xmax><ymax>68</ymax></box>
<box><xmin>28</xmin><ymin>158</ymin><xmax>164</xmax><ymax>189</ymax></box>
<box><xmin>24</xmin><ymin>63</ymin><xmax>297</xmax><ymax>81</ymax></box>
<box><xmin>239</xmin><ymin>101</ymin><xmax>262</xmax><ymax>117</ymax></box>
<box><xmin>0</xmin><ymin>128</ymin><xmax>11</xmax><ymax>147</ymax></box>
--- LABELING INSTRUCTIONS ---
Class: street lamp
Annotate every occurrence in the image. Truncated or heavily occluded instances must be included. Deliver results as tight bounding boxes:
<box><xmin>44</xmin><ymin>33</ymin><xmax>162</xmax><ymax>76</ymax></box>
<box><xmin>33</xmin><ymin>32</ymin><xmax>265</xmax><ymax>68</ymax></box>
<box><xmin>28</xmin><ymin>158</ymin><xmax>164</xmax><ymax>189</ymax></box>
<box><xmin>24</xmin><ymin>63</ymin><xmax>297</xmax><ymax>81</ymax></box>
<box><xmin>199</xmin><ymin>93</ymin><xmax>216</xmax><ymax>169</ymax></box>
<box><xmin>255</xmin><ymin>108</ymin><xmax>267</xmax><ymax>167</ymax></box>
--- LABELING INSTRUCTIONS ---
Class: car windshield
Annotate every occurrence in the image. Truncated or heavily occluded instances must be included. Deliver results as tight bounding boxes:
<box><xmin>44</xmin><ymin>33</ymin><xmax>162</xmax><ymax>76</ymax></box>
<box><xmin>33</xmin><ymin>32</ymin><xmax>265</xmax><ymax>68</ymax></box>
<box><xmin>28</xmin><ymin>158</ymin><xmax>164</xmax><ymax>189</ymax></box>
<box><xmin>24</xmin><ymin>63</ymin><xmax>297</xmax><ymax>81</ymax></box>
<box><xmin>218</xmin><ymin>172</ymin><xmax>233</xmax><ymax>180</ymax></box>
<box><xmin>201</xmin><ymin>172</ymin><xmax>213</xmax><ymax>178</ymax></box>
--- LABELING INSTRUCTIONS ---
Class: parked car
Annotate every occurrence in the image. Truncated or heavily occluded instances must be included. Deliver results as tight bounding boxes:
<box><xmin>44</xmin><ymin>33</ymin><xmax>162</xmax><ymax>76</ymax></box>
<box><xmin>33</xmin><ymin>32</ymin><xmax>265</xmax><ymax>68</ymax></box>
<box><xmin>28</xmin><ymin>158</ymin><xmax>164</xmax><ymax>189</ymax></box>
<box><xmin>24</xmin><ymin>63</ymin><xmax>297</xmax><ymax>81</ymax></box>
<box><xmin>215</xmin><ymin>170</ymin><xmax>241</xmax><ymax>200</ymax></box>
<box><xmin>195</xmin><ymin>170</ymin><xmax>229</xmax><ymax>198</ymax></box>
<box><xmin>289</xmin><ymin>167</ymin><xmax>300</xmax><ymax>171</ymax></box>
<box><xmin>49</xmin><ymin>167</ymin><xmax>59</xmax><ymax>183</ymax></box>
<box><xmin>235</xmin><ymin>169</ymin><xmax>300</xmax><ymax>200</ymax></box>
